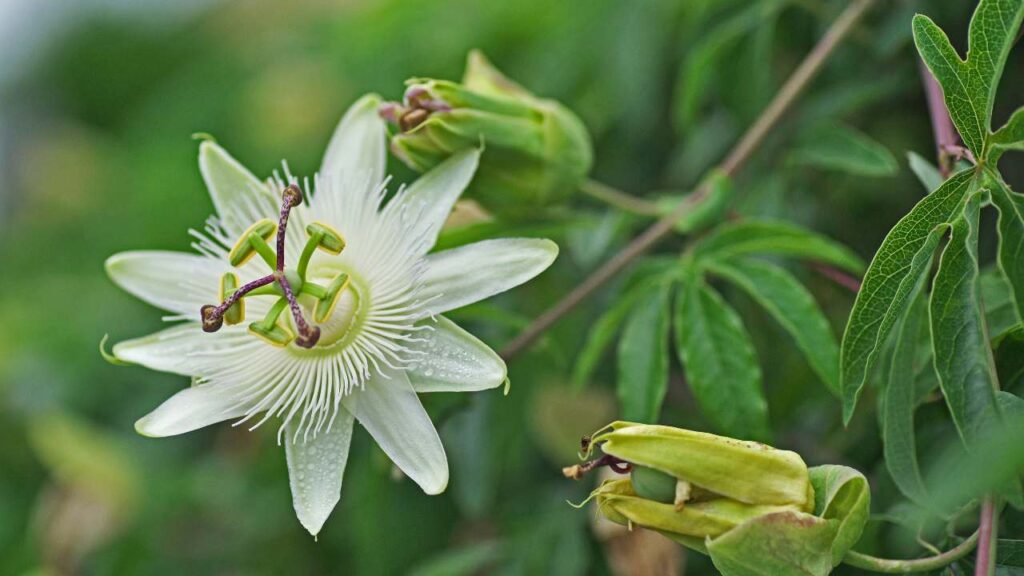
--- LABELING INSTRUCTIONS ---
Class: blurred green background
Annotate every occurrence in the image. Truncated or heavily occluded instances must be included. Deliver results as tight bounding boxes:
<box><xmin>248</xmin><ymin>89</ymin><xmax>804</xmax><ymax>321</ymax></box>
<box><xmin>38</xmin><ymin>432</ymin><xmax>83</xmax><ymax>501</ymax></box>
<box><xmin>1</xmin><ymin>0</ymin><xmax>1021</xmax><ymax>574</ymax></box>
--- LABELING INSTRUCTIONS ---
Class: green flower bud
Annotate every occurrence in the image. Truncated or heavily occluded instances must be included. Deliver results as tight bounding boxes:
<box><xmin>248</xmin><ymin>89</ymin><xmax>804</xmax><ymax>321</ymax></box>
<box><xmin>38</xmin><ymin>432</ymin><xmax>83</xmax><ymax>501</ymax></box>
<box><xmin>382</xmin><ymin>50</ymin><xmax>592</xmax><ymax>213</ymax></box>
<box><xmin>571</xmin><ymin>422</ymin><xmax>871</xmax><ymax>576</ymax></box>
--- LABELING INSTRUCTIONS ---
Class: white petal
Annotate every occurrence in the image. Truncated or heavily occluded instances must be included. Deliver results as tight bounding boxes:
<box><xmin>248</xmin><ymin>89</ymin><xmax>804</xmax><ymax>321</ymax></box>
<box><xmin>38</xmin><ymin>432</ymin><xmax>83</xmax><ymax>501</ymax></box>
<box><xmin>420</xmin><ymin>238</ymin><xmax>558</xmax><ymax>314</ymax></box>
<box><xmin>407</xmin><ymin>316</ymin><xmax>506</xmax><ymax>393</ymax></box>
<box><xmin>135</xmin><ymin>384</ymin><xmax>248</xmax><ymax>437</ymax></box>
<box><xmin>320</xmin><ymin>94</ymin><xmax>387</xmax><ymax>198</ymax></box>
<box><xmin>342</xmin><ymin>370</ymin><xmax>448</xmax><ymax>494</ymax></box>
<box><xmin>198</xmin><ymin>140</ymin><xmax>276</xmax><ymax>236</ymax></box>
<box><xmin>106</xmin><ymin>251</ymin><xmax>224</xmax><ymax>316</ymax></box>
<box><xmin>285</xmin><ymin>410</ymin><xmax>355</xmax><ymax>536</ymax></box>
<box><xmin>391</xmin><ymin>148</ymin><xmax>481</xmax><ymax>253</ymax></box>
<box><xmin>113</xmin><ymin>323</ymin><xmax>256</xmax><ymax>377</ymax></box>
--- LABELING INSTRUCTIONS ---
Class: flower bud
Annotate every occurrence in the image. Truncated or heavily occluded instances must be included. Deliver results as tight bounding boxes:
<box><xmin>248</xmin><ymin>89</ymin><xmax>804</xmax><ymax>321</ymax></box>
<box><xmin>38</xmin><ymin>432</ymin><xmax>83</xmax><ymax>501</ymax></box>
<box><xmin>571</xmin><ymin>423</ymin><xmax>871</xmax><ymax>576</ymax></box>
<box><xmin>382</xmin><ymin>50</ymin><xmax>593</xmax><ymax>213</ymax></box>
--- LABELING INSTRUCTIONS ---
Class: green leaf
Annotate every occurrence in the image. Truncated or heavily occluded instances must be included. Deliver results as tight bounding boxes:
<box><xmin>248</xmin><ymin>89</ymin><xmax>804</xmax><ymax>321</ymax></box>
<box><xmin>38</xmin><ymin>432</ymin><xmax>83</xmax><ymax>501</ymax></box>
<box><xmin>990</xmin><ymin>107</ymin><xmax>1024</xmax><ymax>162</ymax></box>
<box><xmin>995</xmin><ymin>327</ymin><xmax>1024</xmax><ymax>390</ymax></box>
<box><xmin>930</xmin><ymin>191</ymin><xmax>1000</xmax><ymax>443</ymax></box>
<box><xmin>789</xmin><ymin>124</ymin><xmax>898</xmax><ymax>177</ymax></box>
<box><xmin>617</xmin><ymin>280</ymin><xmax>673</xmax><ymax>422</ymax></box>
<box><xmin>572</xmin><ymin>275</ymin><xmax>666</xmax><ymax>390</ymax></box>
<box><xmin>703</xmin><ymin>465</ymin><xmax>869</xmax><ymax>576</ymax></box>
<box><xmin>990</xmin><ymin>173</ymin><xmax>1024</xmax><ymax>321</ymax></box>
<box><xmin>675</xmin><ymin>274</ymin><xmax>770</xmax><ymax>441</ymax></box>
<box><xmin>673</xmin><ymin>0</ymin><xmax>789</xmax><ymax>132</ymax></box>
<box><xmin>840</xmin><ymin>168</ymin><xmax>975</xmax><ymax>423</ymax></box>
<box><xmin>707</xmin><ymin>257</ymin><xmax>840</xmax><ymax>395</ymax></box>
<box><xmin>694</xmin><ymin>219</ymin><xmax>864</xmax><ymax>274</ymax></box>
<box><xmin>654</xmin><ymin>169</ymin><xmax>735</xmax><ymax>234</ymax></box>
<box><xmin>982</xmin><ymin>267</ymin><xmax>1021</xmax><ymax>338</ymax></box>
<box><xmin>912</xmin><ymin>0</ymin><xmax>1024</xmax><ymax>158</ymax></box>
<box><xmin>882</xmin><ymin>287</ymin><xmax>930</xmax><ymax>506</ymax></box>
<box><xmin>906</xmin><ymin>151</ymin><xmax>944</xmax><ymax>193</ymax></box>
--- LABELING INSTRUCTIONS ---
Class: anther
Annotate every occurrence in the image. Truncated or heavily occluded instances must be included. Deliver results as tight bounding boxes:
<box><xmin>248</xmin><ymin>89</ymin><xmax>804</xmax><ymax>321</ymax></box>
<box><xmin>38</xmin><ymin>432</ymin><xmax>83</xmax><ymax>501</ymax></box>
<box><xmin>314</xmin><ymin>272</ymin><xmax>351</xmax><ymax>323</ymax></box>
<box><xmin>220</xmin><ymin>273</ymin><xmax>244</xmax><ymax>325</ymax></box>
<box><xmin>229</xmin><ymin>219</ymin><xmax>278</xmax><ymax>267</ymax></box>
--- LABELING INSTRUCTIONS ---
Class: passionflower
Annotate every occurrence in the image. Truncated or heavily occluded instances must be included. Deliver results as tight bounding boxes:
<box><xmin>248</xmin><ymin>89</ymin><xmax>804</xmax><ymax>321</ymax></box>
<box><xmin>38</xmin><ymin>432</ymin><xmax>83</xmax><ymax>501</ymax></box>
<box><xmin>105</xmin><ymin>95</ymin><xmax>558</xmax><ymax>535</ymax></box>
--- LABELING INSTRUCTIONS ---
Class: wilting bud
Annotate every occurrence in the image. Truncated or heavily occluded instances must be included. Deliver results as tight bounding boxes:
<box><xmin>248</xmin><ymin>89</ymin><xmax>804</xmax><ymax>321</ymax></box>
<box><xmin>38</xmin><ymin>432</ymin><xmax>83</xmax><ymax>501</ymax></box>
<box><xmin>569</xmin><ymin>422</ymin><xmax>870</xmax><ymax>576</ymax></box>
<box><xmin>381</xmin><ymin>50</ymin><xmax>593</xmax><ymax>213</ymax></box>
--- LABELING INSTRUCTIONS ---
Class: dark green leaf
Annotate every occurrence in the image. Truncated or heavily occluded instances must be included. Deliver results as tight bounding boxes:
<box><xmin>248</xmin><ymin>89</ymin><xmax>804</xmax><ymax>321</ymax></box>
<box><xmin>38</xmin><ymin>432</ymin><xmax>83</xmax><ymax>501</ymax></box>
<box><xmin>882</xmin><ymin>286</ymin><xmax>930</xmax><ymax>506</ymax></box>
<box><xmin>907</xmin><ymin>151</ymin><xmax>944</xmax><ymax>193</ymax></box>
<box><xmin>990</xmin><ymin>107</ymin><xmax>1024</xmax><ymax>163</ymax></box>
<box><xmin>673</xmin><ymin>0</ymin><xmax>788</xmax><ymax>132</ymax></box>
<box><xmin>990</xmin><ymin>173</ymin><xmax>1024</xmax><ymax>322</ymax></box>
<box><xmin>616</xmin><ymin>279</ymin><xmax>672</xmax><ymax>422</ymax></box>
<box><xmin>995</xmin><ymin>327</ymin><xmax>1024</xmax><ymax>390</ymax></box>
<box><xmin>840</xmin><ymin>168</ymin><xmax>975</xmax><ymax>423</ymax></box>
<box><xmin>707</xmin><ymin>257</ymin><xmax>840</xmax><ymax>394</ymax></box>
<box><xmin>694</xmin><ymin>219</ymin><xmax>864</xmax><ymax>274</ymax></box>
<box><xmin>931</xmin><ymin>192</ymin><xmax>1000</xmax><ymax>442</ymax></box>
<box><xmin>912</xmin><ymin>0</ymin><xmax>1024</xmax><ymax>158</ymax></box>
<box><xmin>789</xmin><ymin>124</ymin><xmax>898</xmax><ymax>177</ymax></box>
<box><xmin>674</xmin><ymin>274</ymin><xmax>770</xmax><ymax>441</ymax></box>
<box><xmin>655</xmin><ymin>169</ymin><xmax>734</xmax><ymax>234</ymax></box>
<box><xmin>982</xmin><ymin>267</ymin><xmax>1021</xmax><ymax>338</ymax></box>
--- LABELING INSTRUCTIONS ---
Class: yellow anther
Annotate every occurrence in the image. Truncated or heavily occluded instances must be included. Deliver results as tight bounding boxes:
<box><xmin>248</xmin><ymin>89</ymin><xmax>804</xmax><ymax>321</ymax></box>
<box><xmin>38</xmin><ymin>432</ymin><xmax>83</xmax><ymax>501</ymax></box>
<box><xmin>229</xmin><ymin>219</ymin><xmax>278</xmax><ymax>267</ymax></box>
<box><xmin>248</xmin><ymin>322</ymin><xmax>294</xmax><ymax>347</ymax></box>
<box><xmin>220</xmin><ymin>273</ymin><xmax>245</xmax><ymax>325</ymax></box>
<box><xmin>306</xmin><ymin>222</ymin><xmax>346</xmax><ymax>254</ymax></box>
<box><xmin>314</xmin><ymin>272</ymin><xmax>351</xmax><ymax>323</ymax></box>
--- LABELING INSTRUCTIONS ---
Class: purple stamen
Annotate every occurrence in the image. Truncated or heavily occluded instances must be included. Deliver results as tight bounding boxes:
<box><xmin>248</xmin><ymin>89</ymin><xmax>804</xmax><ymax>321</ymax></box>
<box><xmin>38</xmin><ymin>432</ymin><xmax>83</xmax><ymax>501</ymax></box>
<box><xmin>279</xmin><ymin>273</ymin><xmax>320</xmax><ymax>348</ymax></box>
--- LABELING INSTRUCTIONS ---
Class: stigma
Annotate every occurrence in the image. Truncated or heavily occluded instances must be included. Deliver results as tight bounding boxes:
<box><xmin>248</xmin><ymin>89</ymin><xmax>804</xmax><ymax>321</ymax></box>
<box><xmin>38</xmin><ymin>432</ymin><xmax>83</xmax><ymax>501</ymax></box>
<box><xmin>199</xmin><ymin>184</ymin><xmax>349</xmax><ymax>349</ymax></box>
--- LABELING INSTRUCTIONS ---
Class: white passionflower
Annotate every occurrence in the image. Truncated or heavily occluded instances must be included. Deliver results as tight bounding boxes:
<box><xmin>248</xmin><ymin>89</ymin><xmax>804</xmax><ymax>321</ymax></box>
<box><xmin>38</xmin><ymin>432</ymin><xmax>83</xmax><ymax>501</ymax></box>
<box><xmin>104</xmin><ymin>95</ymin><xmax>558</xmax><ymax>536</ymax></box>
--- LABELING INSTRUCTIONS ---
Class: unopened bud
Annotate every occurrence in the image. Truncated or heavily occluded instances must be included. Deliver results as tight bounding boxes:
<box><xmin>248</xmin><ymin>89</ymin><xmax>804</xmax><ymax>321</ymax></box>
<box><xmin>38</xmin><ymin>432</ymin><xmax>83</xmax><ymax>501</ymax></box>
<box><xmin>381</xmin><ymin>50</ymin><xmax>592</xmax><ymax>214</ymax></box>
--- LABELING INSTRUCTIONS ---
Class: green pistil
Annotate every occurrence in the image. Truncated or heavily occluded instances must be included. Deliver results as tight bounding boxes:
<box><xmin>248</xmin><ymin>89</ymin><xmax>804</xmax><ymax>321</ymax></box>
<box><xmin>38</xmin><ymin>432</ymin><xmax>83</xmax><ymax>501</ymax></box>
<box><xmin>200</xmin><ymin>186</ymin><xmax>352</xmax><ymax>350</ymax></box>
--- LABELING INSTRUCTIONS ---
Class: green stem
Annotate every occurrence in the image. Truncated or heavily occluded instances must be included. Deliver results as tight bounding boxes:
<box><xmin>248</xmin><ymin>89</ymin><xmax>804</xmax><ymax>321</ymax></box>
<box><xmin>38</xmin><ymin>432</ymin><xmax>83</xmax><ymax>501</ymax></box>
<box><xmin>841</xmin><ymin>530</ymin><xmax>979</xmax><ymax>574</ymax></box>
<box><xmin>579</xmin><ymin>179</ymin><xmax>661</xmax><ymax>216</ymax></box>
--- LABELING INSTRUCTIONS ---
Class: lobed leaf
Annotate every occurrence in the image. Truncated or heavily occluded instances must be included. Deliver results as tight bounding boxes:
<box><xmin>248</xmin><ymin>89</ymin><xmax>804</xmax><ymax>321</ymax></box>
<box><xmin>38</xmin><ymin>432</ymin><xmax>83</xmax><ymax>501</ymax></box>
<box><xmin>990</xmin><ymin>106</ymin><xmax>1024</xmax><ymax>162</ymax></box>
<box><xmin>930</xmin><ymin>191</ymin><xmax>1001</xmax><ymax>443</ymax></box>
<box><xmin>912</xmin><ymin>0</ymin><xmax>1024</xmax><ymax>158</ymax></box>
<box><xmin>674</xmin><ymin>273</ymin><xmax>771</xmax><ymax>441</ymax></box>
<box><xmin>840</xmin><ymin>168</ymin><xmax>975</xmax><ymax>423</ymax></box>
<box><xmin>694</xmin><ymin>219</ymin><xmax>864</xmax><ymax>274</ymax></box>
<box><xmin>707</xmin><ymin>257</ymin><xmax>840</xmax><ymax>395</ymax></box>
<box><xmin>616</xmin><ymin>280</ymin><xmax>673</xmax><ymax>422</ymax></box>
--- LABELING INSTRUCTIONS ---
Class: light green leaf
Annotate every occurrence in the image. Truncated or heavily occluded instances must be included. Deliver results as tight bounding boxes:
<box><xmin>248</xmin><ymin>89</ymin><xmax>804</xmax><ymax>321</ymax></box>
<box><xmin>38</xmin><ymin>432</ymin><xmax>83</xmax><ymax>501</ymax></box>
<box><xmin>617</xmin><ymin>280</ymin><xmax>672</xmax><ymax>422</ymax></box>
<box><xmin>675</xmin><ymin>274</ymin><xmax>770</xmax><ymax>441</ymax></box>
<box><xmin>913</xmin><ymin>0</ymin><xmax>1024</xmax><ymax>158</ymax></box>
<box><xmin>789</xmin><ymin>124</ymin><xmax>898</xmax><ymax>177</ymax></box>
<box><xmin>990</xmin><ymin>173</ymin><xmax>1024</xmax><ymax>321</ymax></box>
<box><xmin>654</xmin><ymin>170</ymin><xmax>735</xmax><ymax>234</ymax></box>
<box><xmin>694</xmin><ymin>219</ymin><xmax>864</xmax><ymax>274</ymax></box>
<box><xmin>931</xmin><ymin>192</ymin><xmax>1000</xmax><ymax>443</ymax></box>
<box><xmin>703</xmin><ymin>465</ymin><xmax>869</xmax><ymax>576</ymax></box>
<box><xmin>840</xmin><ymin>168</ymin><xmax>974</xmax><ymax>424</ymax></box>
<box><xmin>906</xmin><ymin>151</ymin><xmax>944</xmax><ymax>193</ymax></box>
<box><xmin>882</xmin><ymin>286</ymin><xmax>930</xmax><ymax>506</ymax></box>
<box><xmin>707</xmin><ymin>257</ymin><xmax>840</xmax><ymax>395</ymax></box>
<box><xmin>990</xmin><ymin>107</ymin><xmax>1024</xmax><ymax>162</ymax></box>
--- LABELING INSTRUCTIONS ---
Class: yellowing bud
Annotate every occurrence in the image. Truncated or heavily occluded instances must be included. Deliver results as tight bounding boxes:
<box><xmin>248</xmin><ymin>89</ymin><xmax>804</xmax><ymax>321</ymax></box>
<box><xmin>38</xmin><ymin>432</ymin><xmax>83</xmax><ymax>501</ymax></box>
<box><xmin>382</xmin><ymin>50</ymin><xmax>593</xmax><ymax>213</ymax></box>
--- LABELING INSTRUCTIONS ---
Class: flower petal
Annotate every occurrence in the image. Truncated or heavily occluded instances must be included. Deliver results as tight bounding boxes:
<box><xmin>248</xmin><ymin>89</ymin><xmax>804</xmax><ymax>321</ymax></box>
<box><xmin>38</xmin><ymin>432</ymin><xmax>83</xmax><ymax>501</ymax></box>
<box><xmin>420</xmin><ymin>238</ymin><xmax>558</xmax><ymax>314</ymax></box>
<box><xmin>198</xmin><ymin>140</ymin><xmax>276</xmax><ymax>236</ymax></box>
<box><xmin>285</xmin><ymin>410</ymin><xmax>355</xmax><ymax>536</ymax></box>
<box><xmin>105</xmin><ymin>251</ymin><xmax>225</xmax><ymax>316</ymax></box>
<box><xmin>320</xmin><ymin>94</ymin><xmax>387</xmax><ymax>199</ymax></box>
<box><xmin>113</xmin><ymin>323</ymin><xmax>257</xmax><ymax>377</ymax></box>
<box><xmin>135</xmin><ymin>384</ymin><xmax>248</xmax><ymax>437</ymax></box>
<box><xmin>342</xmin><ymin>370</ymin><xmax>448</xmax><ymax>494</ymax></box>
<box><xmin>391</xmin><ymin>148</ymin><xmax>481</xmax><ymax>253</ymax></box>
<box><xmin>407</xmin><ymin>316</ymin><xmax>506</xmax><ymax>393</ymax></box>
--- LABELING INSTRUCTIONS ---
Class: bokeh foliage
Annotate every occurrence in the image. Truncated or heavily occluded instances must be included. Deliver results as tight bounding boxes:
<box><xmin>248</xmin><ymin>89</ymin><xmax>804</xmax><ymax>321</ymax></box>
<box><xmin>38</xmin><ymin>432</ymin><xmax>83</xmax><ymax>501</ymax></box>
<box><xmin>1</xmin><ymin>0</ymin><xmax>1023</xmax><ymax>574</ymax></box>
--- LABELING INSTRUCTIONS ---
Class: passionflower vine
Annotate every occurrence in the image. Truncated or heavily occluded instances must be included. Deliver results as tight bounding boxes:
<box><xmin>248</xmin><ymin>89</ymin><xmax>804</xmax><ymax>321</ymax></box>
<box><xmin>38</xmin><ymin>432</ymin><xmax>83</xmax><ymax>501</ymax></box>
<box><xmin>104</xmin><ymin>95</ymin><xmax>558</xmax><ymax>535</ymax></box>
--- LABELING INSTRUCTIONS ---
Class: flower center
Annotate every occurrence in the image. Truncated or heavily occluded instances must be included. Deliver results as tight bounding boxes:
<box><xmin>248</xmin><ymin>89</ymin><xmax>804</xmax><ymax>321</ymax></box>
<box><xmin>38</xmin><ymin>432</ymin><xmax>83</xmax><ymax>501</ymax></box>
<box><xmin>199</xmin><ymin>184</ymin><xmax>351</xmax><ymax>349</ymax></box>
